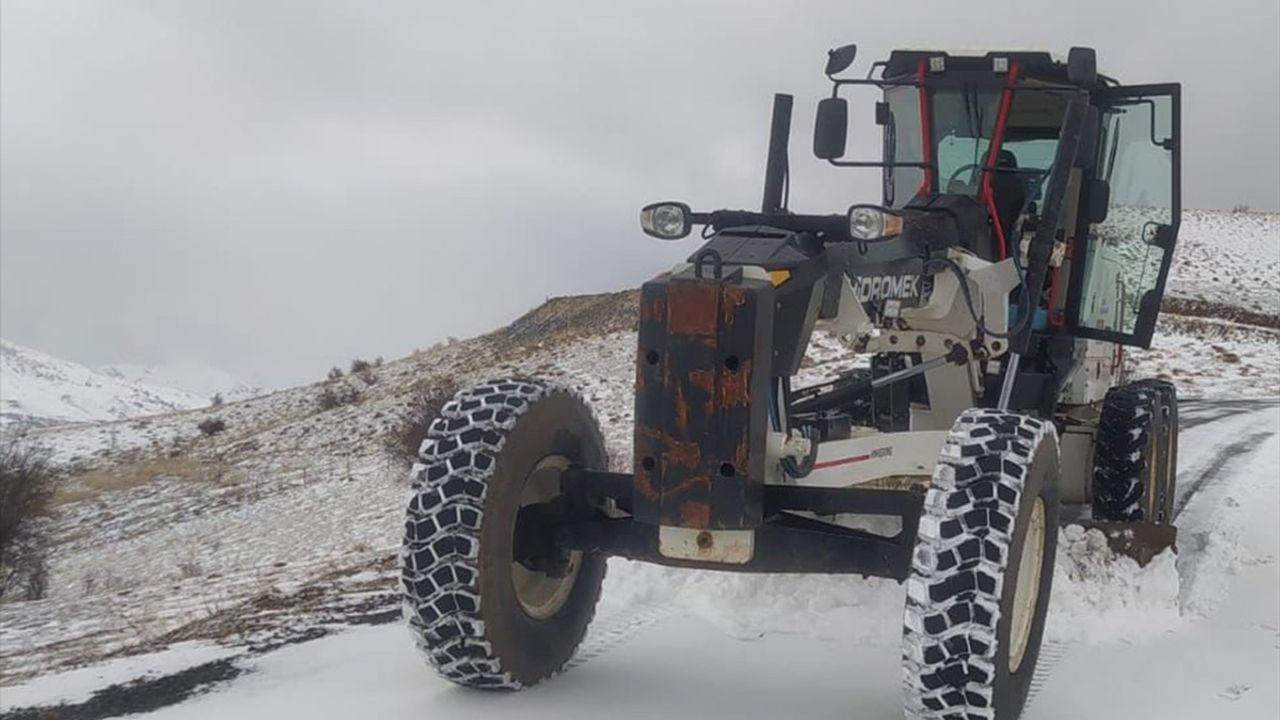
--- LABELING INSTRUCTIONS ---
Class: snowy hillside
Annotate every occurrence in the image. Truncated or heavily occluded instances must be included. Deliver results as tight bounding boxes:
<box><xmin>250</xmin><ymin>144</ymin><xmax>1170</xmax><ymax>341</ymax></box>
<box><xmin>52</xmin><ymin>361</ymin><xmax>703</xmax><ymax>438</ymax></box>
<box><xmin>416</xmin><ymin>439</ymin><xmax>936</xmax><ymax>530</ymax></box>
<box><xmin>1166</xmin><ymin>210</ymin><xmax>1280</xmax><ymax>316</ymax></box>
<box><xmin>0</xmin><ymin>339</ymin><xmax>210</xmax><ymax>427</ymax></box>
<box><xmin>99</xmin><ymin>363</ymin><xmax>262</xmax><ymax>404</ymax></box>
<box><xmin>0</xmin><ymin>209</ymin><xmax>1276</xmax><ymax>718</ymax></box>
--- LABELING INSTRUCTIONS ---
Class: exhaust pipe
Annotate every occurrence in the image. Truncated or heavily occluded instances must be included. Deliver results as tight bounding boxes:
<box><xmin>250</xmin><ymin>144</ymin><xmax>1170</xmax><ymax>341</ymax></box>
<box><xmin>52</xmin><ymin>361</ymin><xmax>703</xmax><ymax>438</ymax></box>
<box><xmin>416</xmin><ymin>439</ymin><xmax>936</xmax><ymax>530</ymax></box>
<box><xmin>761</xmin><ymin>93</ymin><xmax>793</xmax><ymax>213</ymax></box>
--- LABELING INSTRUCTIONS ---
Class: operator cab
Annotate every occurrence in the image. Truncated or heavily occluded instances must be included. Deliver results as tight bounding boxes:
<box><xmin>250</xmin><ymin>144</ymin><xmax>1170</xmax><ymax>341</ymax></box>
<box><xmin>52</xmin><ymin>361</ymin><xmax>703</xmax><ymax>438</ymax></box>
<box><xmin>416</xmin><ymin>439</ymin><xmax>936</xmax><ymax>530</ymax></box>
<box><xmin>812</xmin><ymin>47</ymin><xmax>1181</xmax><ymax>352</ymax></box>
<box><xmin>841</xmin><ymin>51</ymin><xmax>1092</xmax><ymax>264</ymax></box>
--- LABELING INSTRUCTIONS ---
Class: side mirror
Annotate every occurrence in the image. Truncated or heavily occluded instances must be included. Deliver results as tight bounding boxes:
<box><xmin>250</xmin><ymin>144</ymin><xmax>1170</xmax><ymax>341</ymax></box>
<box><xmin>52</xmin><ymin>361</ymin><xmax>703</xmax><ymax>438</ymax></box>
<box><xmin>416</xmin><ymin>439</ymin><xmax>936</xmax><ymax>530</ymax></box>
<box><xmin>825</xmin><ymin>44</ymin><xmax>858</xmax><ymax>76</ymax></box>
<box><xmin>1067</xmin><ymin>47</ymin><xmax>1097</xmax><ymax>87</ymax></box>
<box><xmin>813</xmin><ymin>97</ymin><xmax>849</xmax><ymax>160</ymax></box>
<box><xmin>1142</xmin><ymin>222</ymin><xmax>1176</xmax><ymax>251</ymax></box>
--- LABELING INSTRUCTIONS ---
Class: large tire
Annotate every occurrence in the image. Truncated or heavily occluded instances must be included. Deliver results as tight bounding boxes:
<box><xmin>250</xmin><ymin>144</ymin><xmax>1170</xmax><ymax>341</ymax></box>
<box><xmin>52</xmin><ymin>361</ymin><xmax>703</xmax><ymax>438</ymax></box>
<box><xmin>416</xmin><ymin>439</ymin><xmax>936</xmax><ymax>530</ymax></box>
<box><xmin>1091</xmin><ymin>380</ymin><xmax>1178</xmax><ymax>522</ymax></box>
<box><xmin>904</xmin><ymin>409</ymin><xmax>1060</xmax><ymax>720</ymax></box>
<box><xmin>400</xmin><ymin>378</ymin><xmax>607</xmax><ymax>689</ymax></box>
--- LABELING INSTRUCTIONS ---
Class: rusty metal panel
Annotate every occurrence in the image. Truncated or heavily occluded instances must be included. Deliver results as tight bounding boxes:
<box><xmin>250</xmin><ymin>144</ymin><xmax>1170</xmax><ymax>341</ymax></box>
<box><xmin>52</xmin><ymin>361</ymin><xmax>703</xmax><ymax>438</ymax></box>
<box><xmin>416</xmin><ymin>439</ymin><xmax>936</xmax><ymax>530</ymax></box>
<box><xmin>633</xmin><ymin>281</ymin><xmax>667</xmax><ymax>525</ymax></box>
<box><xmin>633</xmin><ymin>273</ymin><xmax>773</xmax><ymax>530</ymax></box>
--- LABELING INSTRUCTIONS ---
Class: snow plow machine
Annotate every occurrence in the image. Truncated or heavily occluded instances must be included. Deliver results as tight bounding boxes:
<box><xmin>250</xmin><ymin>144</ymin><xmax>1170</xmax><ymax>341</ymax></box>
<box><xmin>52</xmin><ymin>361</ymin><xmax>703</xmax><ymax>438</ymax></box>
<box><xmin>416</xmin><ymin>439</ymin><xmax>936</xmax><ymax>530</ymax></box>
<box><xmin>401</xmin><ymin>45</ymin><xmax>1182</xmax><ymax>719</ymax></box>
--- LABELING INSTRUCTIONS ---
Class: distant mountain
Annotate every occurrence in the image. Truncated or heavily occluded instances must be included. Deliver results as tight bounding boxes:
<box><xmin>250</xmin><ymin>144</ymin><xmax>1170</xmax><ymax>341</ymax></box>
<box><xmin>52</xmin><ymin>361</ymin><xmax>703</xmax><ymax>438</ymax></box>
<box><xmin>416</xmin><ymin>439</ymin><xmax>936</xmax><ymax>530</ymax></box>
<box><xmin>0</xmin><ymin>339</ymin><xmax>209</xmax><ymax>427</ymax></box>
<box><xmin>98</xmin><ymin>362</ymin><xmax>261</xmax><ymax>404</ymax></box>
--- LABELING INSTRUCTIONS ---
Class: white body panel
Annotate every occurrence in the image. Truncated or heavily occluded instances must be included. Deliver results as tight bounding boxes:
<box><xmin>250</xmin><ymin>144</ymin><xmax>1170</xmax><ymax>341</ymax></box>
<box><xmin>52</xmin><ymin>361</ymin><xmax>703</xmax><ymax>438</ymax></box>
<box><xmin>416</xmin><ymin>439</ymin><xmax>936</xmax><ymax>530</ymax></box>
<box><xmin>1059</xmin><ymin>424</ymin><xmax>1096</xmax><ymax>505</ymax></box>
<box><xmin>1060</xmin><ymin>338</ymin><xmax>1121</xmax><ymax>406</ymax></box>
<box><xmin>803</xmin><ymin>430</ymin><xmax>949</xmax><ymax>488</ymax></box>
<box><xmin>658</xmin><ymin>527</ymin><xmax>755</xmax><ymax>564</ymax></box>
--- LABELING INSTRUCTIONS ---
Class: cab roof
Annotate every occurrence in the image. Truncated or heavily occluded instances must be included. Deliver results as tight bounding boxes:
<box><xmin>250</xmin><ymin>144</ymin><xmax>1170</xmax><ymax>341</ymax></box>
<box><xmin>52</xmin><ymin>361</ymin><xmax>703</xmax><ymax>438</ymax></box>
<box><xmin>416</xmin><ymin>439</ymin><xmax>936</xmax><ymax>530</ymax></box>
<box><xmin>882</xmin><ymin>50</ymin><xmax>1093</xmax><ymax>86</ymax></box>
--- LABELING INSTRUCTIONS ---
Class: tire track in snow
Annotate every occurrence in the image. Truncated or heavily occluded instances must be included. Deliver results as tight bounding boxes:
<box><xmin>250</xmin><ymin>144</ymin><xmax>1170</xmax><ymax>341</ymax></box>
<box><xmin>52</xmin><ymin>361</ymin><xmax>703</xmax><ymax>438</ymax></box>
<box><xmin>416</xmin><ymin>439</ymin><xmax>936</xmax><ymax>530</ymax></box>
<box><xmin>1025</xmin><ymin>640</ymin><xmax>1071</xmax><ymax>711</ymax></box>
<box><xmin>1173</xmin><ymin>429</ymin><xmax>1277</xmax><ymax>520</ymax></box>
<box><xmin>1179</xmin><ymin>398</ymin><xmax>1277</xmax><ymax>431</ymax></box>
<box><xmin>566</xmin><ymin>602</ymin><xmax>675</xmax><ymax>670</ymax></box>
<box><xmin>1028</xmin><ymin>401</ymin><xmax>1275</xmax><ymax>716</ymax></box>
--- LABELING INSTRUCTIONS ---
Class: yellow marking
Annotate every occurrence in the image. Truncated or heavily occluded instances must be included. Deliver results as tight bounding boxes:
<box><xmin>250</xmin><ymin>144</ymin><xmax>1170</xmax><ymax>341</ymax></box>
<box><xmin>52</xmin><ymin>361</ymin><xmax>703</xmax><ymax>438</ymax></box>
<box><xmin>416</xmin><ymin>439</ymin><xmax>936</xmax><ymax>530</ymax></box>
<box><xmin>768</xmin><ymin>270</ymin><xmax>791</xmax><ymax>286</ymax></box>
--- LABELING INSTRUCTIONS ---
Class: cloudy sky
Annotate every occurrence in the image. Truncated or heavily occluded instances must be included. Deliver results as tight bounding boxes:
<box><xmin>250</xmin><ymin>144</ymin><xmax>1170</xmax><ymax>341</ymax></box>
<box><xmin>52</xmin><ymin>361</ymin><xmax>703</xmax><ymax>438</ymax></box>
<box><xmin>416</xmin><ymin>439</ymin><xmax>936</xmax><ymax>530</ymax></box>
<box><xmin>3</xmin><ymin>0</ymin><xmax>1278</xmax><ymax>388</ymax></box>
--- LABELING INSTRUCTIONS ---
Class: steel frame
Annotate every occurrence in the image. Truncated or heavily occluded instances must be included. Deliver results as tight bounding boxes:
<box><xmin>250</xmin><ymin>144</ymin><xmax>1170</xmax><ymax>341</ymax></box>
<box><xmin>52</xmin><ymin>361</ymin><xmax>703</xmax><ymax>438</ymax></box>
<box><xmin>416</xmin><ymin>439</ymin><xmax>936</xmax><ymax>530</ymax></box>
<box><xmin>558</xmin><ymin>469</ymin><xmax>925</xmax><ymax>579</ymax></box>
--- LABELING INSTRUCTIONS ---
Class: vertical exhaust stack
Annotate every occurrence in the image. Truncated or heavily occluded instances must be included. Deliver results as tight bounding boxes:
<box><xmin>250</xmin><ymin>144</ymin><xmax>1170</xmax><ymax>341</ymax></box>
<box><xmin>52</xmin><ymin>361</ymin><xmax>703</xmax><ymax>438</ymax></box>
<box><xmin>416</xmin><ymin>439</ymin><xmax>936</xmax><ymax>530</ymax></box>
<box><xmin>761</xmin><ymin>93</ymin><xmax>793</xmax><ymax>213</ymax></box>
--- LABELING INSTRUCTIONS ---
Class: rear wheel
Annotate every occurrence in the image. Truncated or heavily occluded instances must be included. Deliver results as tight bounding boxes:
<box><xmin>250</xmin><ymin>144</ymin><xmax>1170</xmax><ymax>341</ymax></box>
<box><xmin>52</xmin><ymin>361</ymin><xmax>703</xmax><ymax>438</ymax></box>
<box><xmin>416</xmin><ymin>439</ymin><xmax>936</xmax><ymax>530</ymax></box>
<box><xmin>904</xmin><ymin>409</ymin><xmax>1060</xmax><ymax>720</ymax></box>
<box><xmin>400</xmin><ymin>378</ymin><xmax>607</xmax><ymax>688</ymax></box>
<box><xmin>1092</xmin><ymin>380</ymin><xmax>1178</xmax><ymax>522</ymax></box>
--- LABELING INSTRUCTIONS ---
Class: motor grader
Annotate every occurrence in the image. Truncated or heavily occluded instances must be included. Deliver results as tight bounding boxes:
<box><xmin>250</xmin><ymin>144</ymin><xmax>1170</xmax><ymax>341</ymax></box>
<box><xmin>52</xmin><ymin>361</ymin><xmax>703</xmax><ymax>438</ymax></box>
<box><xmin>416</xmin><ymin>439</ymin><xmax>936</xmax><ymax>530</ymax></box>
<box><xmin>400</xmin><ymin>45</ymin><xmax>1182</xmax><ymax>720</ymax></box>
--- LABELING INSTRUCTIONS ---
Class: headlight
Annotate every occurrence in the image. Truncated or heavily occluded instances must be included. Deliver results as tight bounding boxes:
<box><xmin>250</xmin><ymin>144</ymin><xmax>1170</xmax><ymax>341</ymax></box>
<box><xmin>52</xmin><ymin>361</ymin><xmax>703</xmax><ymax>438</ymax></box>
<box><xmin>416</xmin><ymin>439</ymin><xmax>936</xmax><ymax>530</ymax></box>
<box><xmin>640</xmin><ymin>201</ymin><xmax>692</xmax><ymax>240</ymax></box>
<box><xmin>847</xmin><ymin>205</ymin><xmax>904</xmax><ymax>241</ymax></box>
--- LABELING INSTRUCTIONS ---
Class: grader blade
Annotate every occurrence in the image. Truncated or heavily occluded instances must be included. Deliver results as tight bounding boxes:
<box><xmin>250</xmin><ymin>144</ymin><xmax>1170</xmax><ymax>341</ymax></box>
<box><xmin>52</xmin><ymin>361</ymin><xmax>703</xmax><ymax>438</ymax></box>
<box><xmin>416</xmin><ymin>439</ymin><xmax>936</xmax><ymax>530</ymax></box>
<box><xmin>1072</xmin><ymin>518</ymin><xmax>1178</xmax><ymax>566</ymax></box>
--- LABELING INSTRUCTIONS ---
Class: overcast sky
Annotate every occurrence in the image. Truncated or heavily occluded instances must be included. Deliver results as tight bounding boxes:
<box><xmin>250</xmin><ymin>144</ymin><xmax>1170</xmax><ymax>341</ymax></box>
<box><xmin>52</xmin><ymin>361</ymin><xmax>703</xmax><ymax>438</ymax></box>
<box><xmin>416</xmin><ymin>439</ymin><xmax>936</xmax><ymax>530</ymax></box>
<box><xmin>3</xmin><ymin>0</ymin><xmax>1278</xmax><ymax>388</ymax></box>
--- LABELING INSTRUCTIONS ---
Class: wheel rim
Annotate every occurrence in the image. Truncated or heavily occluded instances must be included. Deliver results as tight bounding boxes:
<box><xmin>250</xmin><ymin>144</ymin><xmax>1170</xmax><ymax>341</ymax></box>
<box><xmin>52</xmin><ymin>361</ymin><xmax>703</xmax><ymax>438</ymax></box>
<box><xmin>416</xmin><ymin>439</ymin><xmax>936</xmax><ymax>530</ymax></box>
<box><xmin>1008</xmin><ymin>497</ymin><xmax>1046</xmax><ymax>674</ymax></box>
<box><xmin>511</xmin><ymin>455</ymin><xmax>582</xmax><ymax>620</ymax></box>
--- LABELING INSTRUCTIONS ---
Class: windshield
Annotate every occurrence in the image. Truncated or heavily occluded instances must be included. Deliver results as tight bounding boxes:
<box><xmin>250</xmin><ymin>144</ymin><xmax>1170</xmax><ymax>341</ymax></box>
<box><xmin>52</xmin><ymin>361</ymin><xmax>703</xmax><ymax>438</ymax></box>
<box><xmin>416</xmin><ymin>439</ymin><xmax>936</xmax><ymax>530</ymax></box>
<box><xmin>883</xmin><ymin>84</ymin><xmax>1061</xmax><ymax>208</ymax></box>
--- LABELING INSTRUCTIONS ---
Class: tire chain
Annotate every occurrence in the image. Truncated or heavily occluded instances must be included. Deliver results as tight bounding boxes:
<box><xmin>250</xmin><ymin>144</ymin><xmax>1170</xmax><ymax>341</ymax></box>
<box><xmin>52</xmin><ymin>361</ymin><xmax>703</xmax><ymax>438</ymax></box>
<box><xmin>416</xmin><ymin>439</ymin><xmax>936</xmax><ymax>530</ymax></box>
<box><xmin>903</xmin><ymin>408</ymin><xmax>1056</xmax><ymax>720</ymax></box>
<box><xmin>399</xmin><ymin>377</ymin><xmax>590</xmax><ymax>689</ymax></box>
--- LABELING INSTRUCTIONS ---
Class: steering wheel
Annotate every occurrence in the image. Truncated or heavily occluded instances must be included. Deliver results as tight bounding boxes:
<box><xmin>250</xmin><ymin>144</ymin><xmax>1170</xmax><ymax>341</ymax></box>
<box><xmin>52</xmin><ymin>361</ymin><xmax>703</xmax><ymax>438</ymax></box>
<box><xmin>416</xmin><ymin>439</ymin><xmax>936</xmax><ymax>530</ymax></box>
<box><xmin>946</xmin><ymin>162</ymin><xmax>983</xmax><ymax>188</ymax></box>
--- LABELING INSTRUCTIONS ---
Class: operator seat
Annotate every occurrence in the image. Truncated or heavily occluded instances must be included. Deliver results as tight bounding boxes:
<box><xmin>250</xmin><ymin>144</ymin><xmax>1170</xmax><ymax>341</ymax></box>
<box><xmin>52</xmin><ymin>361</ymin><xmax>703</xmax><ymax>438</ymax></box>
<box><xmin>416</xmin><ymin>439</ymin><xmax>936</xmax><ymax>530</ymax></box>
<box><xmin>989</xmin><ymin>149</ymin><xmax>1027</xmax><ymax>242</ymax></box>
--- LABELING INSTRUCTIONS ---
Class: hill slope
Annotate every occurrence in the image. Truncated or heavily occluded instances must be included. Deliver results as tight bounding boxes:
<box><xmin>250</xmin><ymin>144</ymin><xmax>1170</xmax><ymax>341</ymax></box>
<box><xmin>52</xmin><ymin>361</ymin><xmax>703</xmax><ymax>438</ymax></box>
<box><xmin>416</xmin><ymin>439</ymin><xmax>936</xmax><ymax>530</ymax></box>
<box><xmin>98</xmin><ymin>363</ymin><xmax>261</xmax><ymax>404</ymax></box>
<box><xmin>0</xmin><ymin>340</ymin><xmax>210</xmax><ymax>427</ymax></box>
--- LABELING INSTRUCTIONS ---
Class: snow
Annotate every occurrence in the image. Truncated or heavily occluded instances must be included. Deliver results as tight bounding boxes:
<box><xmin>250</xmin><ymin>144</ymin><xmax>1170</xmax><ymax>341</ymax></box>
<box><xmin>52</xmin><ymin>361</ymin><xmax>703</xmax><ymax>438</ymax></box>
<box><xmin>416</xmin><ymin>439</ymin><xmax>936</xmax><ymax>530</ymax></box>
<box><xmin>1165</xmin><ymin>210</ymin><xmax>1280</xmax><ymax>313</ymax></box>
<box><xmin>0</xmin><ymin>339</ymin><xmax>209</xmax><ymax>426</ymax></box>
<box><xmin>1046</xmin><ymin>529</ymin><xmax>1183</xmax><ymax>644</ymax></box>
<box><xmin>0</xmin><ymin>642</ymin><xmax>238</xmax><ymax>710</ymax></box>
<box><xmin>1126</xmin><ymin>316</ymin><xmax>1280</xmax><ymax>399</ymax></box>
<box><xmin>99</xmin><ymin>362</ymin><xmax>262</xmax><ymax>404</ymax></box>
<box><xmin>1032</xmin><ymin>417</ymin><xmax>1280</xmax><ymax>719</ymax></box>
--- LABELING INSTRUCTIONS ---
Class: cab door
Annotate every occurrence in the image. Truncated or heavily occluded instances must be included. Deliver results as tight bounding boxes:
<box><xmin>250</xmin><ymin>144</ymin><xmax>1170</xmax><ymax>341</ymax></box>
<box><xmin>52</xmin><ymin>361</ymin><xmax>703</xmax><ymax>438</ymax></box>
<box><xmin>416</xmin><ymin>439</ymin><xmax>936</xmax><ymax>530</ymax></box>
<box><xmin>1069</xmin><ymin>84</ymin><xmax>1180</xmax><ymax>348</ymax></box>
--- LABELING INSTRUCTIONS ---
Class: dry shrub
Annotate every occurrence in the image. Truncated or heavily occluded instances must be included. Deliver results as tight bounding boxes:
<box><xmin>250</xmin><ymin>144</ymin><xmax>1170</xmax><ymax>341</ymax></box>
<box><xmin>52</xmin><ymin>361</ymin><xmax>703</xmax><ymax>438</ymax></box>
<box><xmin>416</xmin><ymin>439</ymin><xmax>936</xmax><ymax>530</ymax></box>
<box><xmin>385</xmin><ymin>379</ymin><xmax>459</xmax><ymax>466</ymax></box>
<box><xmin>318</xmin><ymin>383</ymin><xmax>361</xmax><ymax>411</ymax></box>
<box><xmin>198</xmin><ymin>417</ymin><xmax>227</xmax><ymax>436</ymax></box>
<box><xmin>1</xmin><ymin>436</ymin><xmax>54</xmax><ymax>600</ymax></box>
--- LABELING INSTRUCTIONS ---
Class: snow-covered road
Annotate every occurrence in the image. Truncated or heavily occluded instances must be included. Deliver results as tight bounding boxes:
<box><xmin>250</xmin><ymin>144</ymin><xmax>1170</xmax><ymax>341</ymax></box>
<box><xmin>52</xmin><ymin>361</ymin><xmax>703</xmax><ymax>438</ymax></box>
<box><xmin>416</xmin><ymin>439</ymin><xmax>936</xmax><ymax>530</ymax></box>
<box><xmin>6</xmin><ymin>401</ymin><xmax>1278</xmax><ymax>720</ymax></box>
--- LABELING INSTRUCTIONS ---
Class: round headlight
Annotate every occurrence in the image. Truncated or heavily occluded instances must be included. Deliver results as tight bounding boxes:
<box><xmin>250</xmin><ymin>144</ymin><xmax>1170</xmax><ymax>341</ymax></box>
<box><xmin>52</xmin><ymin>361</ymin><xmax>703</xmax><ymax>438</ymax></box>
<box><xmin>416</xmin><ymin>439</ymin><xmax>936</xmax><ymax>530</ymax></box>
<box><xmin>640</xmin><ymin>202</ymin><xmax>692</xmax><ymax>240</ymax></box>
<box><xmin>847</xmin><ymin>205</ymin><xmax>903</xmax><ymax>241</ymax></box>
<box><xmin>849</xmin><ymin>206</ymin><xmax>885</xmax><ymax>240</ymax></box>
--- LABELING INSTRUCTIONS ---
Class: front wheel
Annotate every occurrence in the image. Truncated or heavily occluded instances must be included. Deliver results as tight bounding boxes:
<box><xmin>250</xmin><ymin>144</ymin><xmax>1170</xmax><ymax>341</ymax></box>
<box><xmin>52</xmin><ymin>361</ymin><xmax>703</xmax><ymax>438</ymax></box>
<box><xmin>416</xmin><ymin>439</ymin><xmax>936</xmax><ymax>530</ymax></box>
<box><xmin>903</xmin><ymin>409</ymin><xmax>1060</xmax><ymax>720</ymax></box>
<box><xmin>400</xmin><ymin>378</ymin><xmax>607</xmax><ymax>689</ymax></box>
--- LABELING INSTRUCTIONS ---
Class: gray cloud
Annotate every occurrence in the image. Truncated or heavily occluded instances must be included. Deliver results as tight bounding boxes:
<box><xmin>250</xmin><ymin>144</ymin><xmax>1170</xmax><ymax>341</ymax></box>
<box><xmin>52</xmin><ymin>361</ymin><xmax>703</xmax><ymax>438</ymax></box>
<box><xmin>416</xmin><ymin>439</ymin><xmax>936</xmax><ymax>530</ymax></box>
<box><xmin>3</xmin><ymin>0</ymin><xmax>1277</xmax><ymax>387</ymax></box>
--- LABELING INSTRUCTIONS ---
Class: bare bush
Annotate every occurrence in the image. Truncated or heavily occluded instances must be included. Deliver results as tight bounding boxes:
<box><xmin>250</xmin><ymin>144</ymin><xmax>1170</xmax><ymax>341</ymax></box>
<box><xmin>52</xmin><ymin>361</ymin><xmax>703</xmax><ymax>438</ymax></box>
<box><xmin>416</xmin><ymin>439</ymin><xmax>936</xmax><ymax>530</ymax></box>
<box><xmin>327</xmin><ymin>366</ymin><xmax>344</xmax><ymax>381</ymax></box>
<box><xmin>318</xmin><ymin>384</ymin><xmax>361</xmax><ymax>411</ymax></box>
<box><xmin>176</xmin><ymin>558</ymin><xmax>204</xmax><ymax>579</ymax></box>
<box><xmin>350</xmin><ymin>358</ymin><xmax>378</xmax><ymax>385</ymax></box>
<box><xmin>384</xmin><ymin>379</ymin><xmax>459</xmax><ymax>466</ymax></box>
<box><xmin>1</xmin><ymin>436</ymin><xmax>55</xmax><ymax>601</ymax></box>
<box><xmin>210</xmin><ymin>393</ymin><xmax>224</xmax><ymax>407</ymax></box>
<box><xmin>197</xmin><ymin>417</ymin><xmax>227</xmax><ymax>436</ymax></box>
<box><xmin>1231</xmin><ymin>203</ymin><xmax>1251</xmax><ymax>213</ymax></box>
